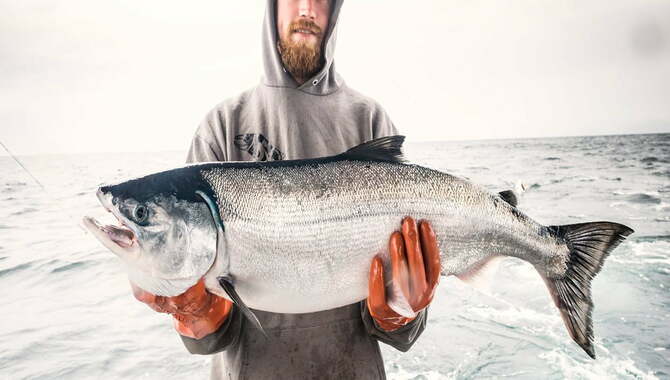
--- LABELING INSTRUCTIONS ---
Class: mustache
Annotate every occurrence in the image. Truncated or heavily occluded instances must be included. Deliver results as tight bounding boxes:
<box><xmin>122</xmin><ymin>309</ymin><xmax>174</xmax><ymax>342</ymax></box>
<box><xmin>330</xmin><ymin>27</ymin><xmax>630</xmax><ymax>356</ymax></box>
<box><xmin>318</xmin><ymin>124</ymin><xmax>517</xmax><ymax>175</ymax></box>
<box><xmin>288</xmin><ymin>19</ymin><xmax>322</xmax><ymax>36</ymax></box>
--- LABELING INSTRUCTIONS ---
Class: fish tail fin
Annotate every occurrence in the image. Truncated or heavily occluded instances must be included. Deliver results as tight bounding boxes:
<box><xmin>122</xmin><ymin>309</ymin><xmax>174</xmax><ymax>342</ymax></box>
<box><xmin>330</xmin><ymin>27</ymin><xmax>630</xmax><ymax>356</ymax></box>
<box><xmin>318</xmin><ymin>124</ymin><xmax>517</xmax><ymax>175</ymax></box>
<box><xmin>541</xmin><ymin>222</ymin><xmax>633</xmax><ymax>359</ymax></box>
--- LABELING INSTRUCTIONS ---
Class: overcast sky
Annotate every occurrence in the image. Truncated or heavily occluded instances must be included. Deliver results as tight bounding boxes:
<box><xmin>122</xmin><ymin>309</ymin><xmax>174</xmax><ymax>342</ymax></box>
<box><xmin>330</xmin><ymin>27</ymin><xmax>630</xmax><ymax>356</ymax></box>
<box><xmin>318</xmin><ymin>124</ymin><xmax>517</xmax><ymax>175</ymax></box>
<box><xmin>1</xmin><ymin>0</ymin><xmax>669</xmax><ymax>155</ymax></box>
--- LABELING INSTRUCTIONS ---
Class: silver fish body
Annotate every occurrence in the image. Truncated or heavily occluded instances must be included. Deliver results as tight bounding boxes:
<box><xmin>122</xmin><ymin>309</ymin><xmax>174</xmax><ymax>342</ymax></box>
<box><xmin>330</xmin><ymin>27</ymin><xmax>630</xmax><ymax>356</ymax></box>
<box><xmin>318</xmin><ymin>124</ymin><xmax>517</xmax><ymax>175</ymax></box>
<box><xmin>201</xmin><ymin>159</ymin><xmax>564</xmax><ymax>313</ymax></box>
<box><xmin>84</xmin><ymin>136</ymin><xmax>632</xmax><ymax>358</ymax></box>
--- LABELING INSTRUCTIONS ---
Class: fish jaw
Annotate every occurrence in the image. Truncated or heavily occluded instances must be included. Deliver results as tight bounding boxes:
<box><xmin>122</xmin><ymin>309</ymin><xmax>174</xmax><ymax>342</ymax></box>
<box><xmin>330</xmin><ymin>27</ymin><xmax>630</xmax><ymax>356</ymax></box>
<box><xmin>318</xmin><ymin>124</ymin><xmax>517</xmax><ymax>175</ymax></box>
<box><xmin>84</xmin><ymin>188</ymin><xmax>141</xmax><ymax>259</ymax></box>
<box><xmin>82</xmin><ymin>216</ymin><xmax>140</xmax><ymax>261</ymax></box>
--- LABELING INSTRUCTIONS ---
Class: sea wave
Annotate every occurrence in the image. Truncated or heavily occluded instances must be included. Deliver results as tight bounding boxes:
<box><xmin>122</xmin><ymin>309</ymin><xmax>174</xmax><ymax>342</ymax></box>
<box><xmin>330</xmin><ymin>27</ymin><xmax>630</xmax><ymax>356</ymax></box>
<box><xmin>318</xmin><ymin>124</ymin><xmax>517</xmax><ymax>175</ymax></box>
<box><xmin>3</xmin><ymin>181</ymin><xmax>27</xmax><ymax>187</ymax></box>
<box><xmin>9</xmin><ymin>207</ymin><xmax>39</xmax><ymax>216</ymax></box>
<box><xmin>610</xmin><ymin>238</ymin><xmax>670</xmax><ymax>266</ymax></box>
<box><xmin>0</xmin><ymin>262</ymin><xmax>32</xmax><ymax>278</ymax></box>
<box><xmin>626</xmin><ymin>193</ymin><xmax>662</xmax><ymax>204</ymax></box>
<box><xmin>50</xmin><ymin>260</ymin><xmax>94</xmax><ymax>273</ymax></box>
<box><xmin>539</xmin><ymin>349</ymin><xmax>660</xmax><ymax>380</ymax></box>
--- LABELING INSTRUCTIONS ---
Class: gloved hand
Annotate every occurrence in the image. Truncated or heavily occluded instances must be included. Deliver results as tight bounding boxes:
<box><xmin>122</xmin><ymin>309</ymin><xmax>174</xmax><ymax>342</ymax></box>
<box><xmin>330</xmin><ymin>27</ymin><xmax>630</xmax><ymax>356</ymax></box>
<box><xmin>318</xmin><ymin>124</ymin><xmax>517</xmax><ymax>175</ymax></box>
<box><xmin>131</xmin><ymin>278</ymin><xmax>233</xmax><ymax>339</ymax></box>
<box><xmin>367</xmin><ymin>217</ymin><xmax>441</xmax><ymax>331</ymax></box>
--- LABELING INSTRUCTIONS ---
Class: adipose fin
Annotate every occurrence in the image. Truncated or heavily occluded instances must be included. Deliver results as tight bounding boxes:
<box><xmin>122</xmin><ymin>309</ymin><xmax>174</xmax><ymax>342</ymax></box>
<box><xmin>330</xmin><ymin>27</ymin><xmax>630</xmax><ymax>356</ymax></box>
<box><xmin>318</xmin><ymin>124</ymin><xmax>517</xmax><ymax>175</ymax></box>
<box><xmin>498</xmin><ymin>190</ymin><xmax>518</xmax><ymax>207</ymax></box>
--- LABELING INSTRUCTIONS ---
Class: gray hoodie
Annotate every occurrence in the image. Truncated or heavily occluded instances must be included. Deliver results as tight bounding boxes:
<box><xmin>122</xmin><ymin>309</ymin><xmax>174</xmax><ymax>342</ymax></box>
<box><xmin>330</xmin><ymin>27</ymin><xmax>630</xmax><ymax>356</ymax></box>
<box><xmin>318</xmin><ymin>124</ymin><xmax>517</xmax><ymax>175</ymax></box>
<box><xmin>182</xmin><ymin>1</ymin><xmax>428</xmax><ymax>378</ymax></box>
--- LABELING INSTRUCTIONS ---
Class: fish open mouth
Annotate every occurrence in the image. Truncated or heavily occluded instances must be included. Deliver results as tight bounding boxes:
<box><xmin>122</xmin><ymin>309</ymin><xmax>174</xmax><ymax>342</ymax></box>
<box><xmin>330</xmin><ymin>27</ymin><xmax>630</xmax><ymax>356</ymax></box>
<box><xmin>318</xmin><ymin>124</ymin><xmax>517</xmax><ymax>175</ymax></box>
<box><xmin>83</xmin><ymin>189</ymin><xmax>139</xmax><ymax>255</ymax></box>
<box><xmin>83</xmin><ymin>216</ymin><xmax>136</xmax><ymax>249</ymax></box>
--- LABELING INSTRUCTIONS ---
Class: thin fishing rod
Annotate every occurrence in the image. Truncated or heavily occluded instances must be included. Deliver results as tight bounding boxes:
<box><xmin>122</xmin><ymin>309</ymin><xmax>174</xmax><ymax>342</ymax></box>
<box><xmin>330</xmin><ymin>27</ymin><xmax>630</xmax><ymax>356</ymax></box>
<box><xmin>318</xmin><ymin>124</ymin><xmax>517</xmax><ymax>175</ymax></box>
<box><xmin>1</xmin><ymin>139</ymin><xmax>87</xmax><ymax>232</ymax></box>
<box><xmin>0</xmin><ymin>140</ymin><xmax>45</xmax><ymax>190</ymax></box>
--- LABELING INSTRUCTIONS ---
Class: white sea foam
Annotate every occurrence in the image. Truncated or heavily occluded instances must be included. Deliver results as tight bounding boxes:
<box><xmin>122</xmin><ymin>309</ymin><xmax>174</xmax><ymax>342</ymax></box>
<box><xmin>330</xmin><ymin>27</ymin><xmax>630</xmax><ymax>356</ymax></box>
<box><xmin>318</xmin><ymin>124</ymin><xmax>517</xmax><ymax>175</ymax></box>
<box><xmin>539</xmin><ymin>349</ymin><xmax>660</xmax><ymax>380</ymax></box>
<box><xmin>387</xmin><ymin>365</ymin><xmax>451</xmax><ymax>380</ymax></box>
<box><xmin>611</xmin><ymin>240</ymin><xmax>670</xmax><ymax>266</ymax></box>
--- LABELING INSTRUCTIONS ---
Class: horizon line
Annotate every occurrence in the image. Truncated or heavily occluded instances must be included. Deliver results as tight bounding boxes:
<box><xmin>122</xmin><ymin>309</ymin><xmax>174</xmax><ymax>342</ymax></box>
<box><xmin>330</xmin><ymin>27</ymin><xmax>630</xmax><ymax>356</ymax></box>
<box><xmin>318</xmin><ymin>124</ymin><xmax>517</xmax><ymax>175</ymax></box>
<box><xmin>1</xmin><ymin>130</ymin><xmax>668</xmax><ymax>158</ymax></box>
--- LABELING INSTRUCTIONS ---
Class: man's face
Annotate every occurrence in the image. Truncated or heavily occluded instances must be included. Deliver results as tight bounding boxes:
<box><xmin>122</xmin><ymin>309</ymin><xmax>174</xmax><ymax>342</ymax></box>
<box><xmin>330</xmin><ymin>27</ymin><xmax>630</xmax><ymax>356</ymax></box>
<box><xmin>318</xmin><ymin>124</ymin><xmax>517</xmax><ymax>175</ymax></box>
<box><xmin>276</xmin><ymin>0</ymin><xmax>331</xmax><ymax>82</ymax></box>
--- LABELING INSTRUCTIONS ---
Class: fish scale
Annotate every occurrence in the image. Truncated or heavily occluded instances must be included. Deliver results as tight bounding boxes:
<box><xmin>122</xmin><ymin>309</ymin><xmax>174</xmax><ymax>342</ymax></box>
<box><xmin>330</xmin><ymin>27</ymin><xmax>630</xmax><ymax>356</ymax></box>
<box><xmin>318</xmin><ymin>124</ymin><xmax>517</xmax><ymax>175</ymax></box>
<box><xmin>201</xmin><ymin>160</ymin><xmax>556</xmax><ymax>313</ymax></box>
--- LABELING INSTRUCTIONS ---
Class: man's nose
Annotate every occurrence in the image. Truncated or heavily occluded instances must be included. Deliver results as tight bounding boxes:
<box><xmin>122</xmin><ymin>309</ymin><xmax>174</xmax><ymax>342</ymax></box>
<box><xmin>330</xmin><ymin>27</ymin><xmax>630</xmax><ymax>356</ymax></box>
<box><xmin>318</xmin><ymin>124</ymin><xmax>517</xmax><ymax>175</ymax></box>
<box><xmin>297</xmin><ymin>0</ymin><xmax>316</xmax><ymax>19</ymax></box>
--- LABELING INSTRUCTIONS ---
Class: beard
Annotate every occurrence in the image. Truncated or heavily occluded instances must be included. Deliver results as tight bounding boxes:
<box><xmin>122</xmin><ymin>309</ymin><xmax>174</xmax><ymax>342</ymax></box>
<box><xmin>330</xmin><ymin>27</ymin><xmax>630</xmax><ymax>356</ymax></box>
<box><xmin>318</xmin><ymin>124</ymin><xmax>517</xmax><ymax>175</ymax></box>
<box><xmin>277</xmin><ymin>19</ymin><xmax>325</xmax><ymax>82</ymax></box>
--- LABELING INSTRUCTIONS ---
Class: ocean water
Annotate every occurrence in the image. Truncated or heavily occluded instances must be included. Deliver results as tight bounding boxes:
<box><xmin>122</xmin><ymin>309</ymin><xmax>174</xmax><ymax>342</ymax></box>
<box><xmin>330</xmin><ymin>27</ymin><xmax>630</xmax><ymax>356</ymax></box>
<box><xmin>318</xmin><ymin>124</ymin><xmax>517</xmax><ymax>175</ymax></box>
<box><xmin>0</xmin><ymin>133</ymin><xmax>668</xmax><ymax>379</ymax></box>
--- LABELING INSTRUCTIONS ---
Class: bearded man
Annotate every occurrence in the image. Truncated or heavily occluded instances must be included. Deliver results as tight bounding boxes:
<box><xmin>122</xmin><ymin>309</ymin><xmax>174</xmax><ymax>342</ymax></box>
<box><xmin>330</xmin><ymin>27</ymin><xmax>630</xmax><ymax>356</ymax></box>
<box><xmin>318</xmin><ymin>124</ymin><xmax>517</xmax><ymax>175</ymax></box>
<box><xmin>130</xmin><ymin>1</ymin><xmax>442</xmax><ymax>378</ymax></box>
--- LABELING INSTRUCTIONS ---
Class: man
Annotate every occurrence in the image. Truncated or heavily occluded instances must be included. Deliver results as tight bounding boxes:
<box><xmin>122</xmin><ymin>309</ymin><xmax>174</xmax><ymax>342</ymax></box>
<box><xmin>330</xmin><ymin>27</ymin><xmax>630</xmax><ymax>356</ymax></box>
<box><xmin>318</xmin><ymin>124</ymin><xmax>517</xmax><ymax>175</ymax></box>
<box><xmin>131</xmin><ymin>1</ymin><xmax>441</xmax><ymax>378</ymax></box>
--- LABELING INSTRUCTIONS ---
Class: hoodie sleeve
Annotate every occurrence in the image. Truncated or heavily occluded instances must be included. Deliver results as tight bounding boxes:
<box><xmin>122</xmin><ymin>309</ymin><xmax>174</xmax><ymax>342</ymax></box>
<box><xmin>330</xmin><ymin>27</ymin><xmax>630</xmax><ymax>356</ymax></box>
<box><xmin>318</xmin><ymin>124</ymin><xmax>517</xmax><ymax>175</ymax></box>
<box><xmin>186</xmin><ymin>135</ymin><xmax>223</xmax><ymax>163</ymax></box>
<box><xmin>179</xmin><ymin>306</ymin><xmax>244</xmax><ymax>355</ymax></box>
<box><xmin>359</xmin><ymin>301</ymin><xmax>428</xmax><ymax>352</ymax></box>
<box><xmin>371</xmin><ymin>104</ymin><xmax>400</xmax><ymax>139</ymax></box>
<box><xmin>185</xmin><ymin>110</ymin><xmax>228</xmax><ymax>163</ymax></box>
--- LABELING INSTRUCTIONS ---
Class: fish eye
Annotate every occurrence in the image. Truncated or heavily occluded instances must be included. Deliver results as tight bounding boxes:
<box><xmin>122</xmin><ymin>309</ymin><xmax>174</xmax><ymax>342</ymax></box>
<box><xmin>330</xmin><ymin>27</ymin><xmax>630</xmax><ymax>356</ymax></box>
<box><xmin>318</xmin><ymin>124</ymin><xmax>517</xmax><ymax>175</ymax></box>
<box><xmin>133</xmin><ymin>205</ymin><xmax>149</xmax><ymax>224</ymax></box>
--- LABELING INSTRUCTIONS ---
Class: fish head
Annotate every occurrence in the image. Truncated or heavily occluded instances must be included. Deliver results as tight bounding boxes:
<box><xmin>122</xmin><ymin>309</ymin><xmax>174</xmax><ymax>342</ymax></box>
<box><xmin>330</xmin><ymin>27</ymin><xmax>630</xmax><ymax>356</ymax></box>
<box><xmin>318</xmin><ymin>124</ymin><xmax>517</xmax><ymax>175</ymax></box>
<box><xmin>83</xmin><ymin>171</ymin><xmax>218</xmax><ymax>296</ymax></box>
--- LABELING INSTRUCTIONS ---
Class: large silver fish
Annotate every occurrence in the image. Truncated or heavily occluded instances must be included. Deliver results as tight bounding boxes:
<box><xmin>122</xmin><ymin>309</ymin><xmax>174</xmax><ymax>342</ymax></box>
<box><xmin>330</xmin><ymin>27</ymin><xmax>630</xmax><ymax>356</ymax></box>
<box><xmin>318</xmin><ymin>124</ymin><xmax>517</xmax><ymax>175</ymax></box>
<box><xmin>83</xmin><ymin>136</ymin><xmax>632</xmax><ymax>358</ymax></box>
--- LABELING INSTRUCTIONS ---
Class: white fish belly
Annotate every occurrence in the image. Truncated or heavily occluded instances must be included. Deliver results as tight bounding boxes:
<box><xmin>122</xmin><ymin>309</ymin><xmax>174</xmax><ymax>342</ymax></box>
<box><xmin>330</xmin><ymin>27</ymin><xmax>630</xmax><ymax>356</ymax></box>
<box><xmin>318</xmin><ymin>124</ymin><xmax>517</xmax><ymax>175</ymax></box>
<box><xmin>222</xmin><ymin>199</ymin><xmax>486</xmax><ymax>313</ymax></box>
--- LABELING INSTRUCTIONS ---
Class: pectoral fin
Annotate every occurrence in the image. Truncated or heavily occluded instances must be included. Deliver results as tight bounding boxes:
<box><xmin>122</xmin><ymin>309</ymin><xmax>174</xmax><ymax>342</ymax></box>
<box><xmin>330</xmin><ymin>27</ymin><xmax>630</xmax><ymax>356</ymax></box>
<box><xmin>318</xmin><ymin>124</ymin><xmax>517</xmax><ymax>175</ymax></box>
<box><xmin>217</xmin><ymin>276</ymin><xmax>267</xmax><ymax>338</ymax></box>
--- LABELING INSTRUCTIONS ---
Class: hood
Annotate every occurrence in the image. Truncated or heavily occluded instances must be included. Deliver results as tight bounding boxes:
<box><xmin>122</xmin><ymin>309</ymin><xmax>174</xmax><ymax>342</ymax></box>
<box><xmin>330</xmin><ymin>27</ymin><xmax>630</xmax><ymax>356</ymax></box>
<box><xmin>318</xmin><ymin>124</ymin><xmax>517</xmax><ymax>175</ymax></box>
<box><xmin>262</xmin><ymin>0</ymin><xmax>344</xmax><ymax>95</ymax></box>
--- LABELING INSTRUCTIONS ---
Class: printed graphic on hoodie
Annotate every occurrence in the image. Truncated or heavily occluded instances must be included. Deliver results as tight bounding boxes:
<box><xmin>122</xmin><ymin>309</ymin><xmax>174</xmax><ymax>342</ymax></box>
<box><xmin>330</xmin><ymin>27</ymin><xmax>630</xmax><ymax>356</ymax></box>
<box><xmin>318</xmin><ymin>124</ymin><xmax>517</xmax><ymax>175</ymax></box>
<box><xmin>234</xmin><ymin>133</ymin><xmax>284</xmax><ymax>161</ymax></box>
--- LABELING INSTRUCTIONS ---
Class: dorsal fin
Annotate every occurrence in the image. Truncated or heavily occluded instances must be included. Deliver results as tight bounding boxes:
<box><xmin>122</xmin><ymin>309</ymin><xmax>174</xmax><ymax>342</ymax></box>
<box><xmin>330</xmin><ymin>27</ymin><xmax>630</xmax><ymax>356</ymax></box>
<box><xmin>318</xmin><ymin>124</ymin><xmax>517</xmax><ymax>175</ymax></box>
<box><xmin>339</xmin><ymin>135</ymin><xmax>406</xmax><ymax>163</ymax></box>
<box><xmin>498</xmin><ymin>190</ymin><xmax>518</xmax><ymax>207</ymax></box>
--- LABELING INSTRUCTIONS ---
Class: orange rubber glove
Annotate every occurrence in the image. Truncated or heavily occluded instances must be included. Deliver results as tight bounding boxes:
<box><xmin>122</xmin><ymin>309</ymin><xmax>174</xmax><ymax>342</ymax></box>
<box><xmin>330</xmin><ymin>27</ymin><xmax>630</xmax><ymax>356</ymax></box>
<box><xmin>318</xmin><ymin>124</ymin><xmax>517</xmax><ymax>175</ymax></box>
<box><xmin>367</xmin><ymin>217</ymin><xmax>441</xmax><ymax>331</ymax></box>
<box><xmin>131</xmin><ymin>278</ymin><xmax>233</xmax><ymax>339</ymax></box>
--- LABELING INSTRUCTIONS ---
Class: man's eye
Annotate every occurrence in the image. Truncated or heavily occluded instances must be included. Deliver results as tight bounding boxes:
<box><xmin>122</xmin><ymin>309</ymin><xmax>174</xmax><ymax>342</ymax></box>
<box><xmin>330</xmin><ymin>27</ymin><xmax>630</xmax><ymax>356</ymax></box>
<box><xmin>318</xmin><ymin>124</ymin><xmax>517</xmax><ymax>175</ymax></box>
<box><xmin>133</xmin><ymin>205</ymin><xmax>149</xmax><ymax>223</ymax></box>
